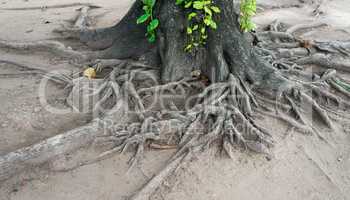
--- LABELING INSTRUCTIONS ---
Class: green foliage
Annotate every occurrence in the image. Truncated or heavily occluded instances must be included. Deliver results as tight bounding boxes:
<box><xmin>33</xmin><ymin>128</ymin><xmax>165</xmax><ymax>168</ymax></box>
<box><xmin>177</xmin><ymin>0</ymin><xmax>221</xmax><ymax>52</ymax></box>
<box><xmin>136</xmin><ymin>0</ymin><xmax>257</xmax><ymax>51</ymax></box>
<box><xmin>240</xmin><ymin>0</ymin><xmax>256</xmax><ymax>32</ymax></box>
<box><xmin>137</xmin><ymin>0</ymin><xmax>159</xmax><ymax>42</ymax></box>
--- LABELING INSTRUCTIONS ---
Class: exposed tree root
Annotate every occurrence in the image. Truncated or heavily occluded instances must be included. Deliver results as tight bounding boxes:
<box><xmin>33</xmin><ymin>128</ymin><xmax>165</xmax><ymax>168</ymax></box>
<box><xmin>296</xmin><ymin>54</ymin><xmax>350</xmax><ymax>73</ymax></box>
<box><xmin>257</xmin><ymin>3</ymin><xmax>301</xmax><ymax>11</ymax></box>
<box><xmin>277</xmin><ymin>48</ymin><xmax>309</xmax><ymax>58</ymax></box>
<box><xmin>312</xmin><ymin>41</ymin><xmax>350</xmax><ymax>56</ymax></box>
<box><xmin>2</xmin><ymin>3</ymin><xmax>350</xmax><ymax>199</ymax></box>
<box><xmin>0</xmin><ymin>59</ymin><xmax>46</xmax><ymax>72</ymax></box>
<box><xmin>149</xmin><ymin>143</ymin><xmax>177</xmax><ymax>150</ymax></box>
<box><xmin>256</xmin><ymin>31</ymin><xmax>295</xmax><ymax>42</ymax></box>
<box><xmin>286</xmin><ymin>22</ymin><xmax>328</xmax><ymax>35</ymax></box>
<box><xmin>328</xmin><ymin>78</ymin><xmax>350</xmax><ymax>98</ymax></box>
<box><xmin>0</xmin><ymin>75</ymin><xmax>127</xmax><ymax>182</ymax></box>
<box><xmin>0</xmin><ymin>59</ymin><xmax>73</xmax><ymax>85</ymax></box>
<box><xmin>0</xmin><ymin>40</ymin><xmax>88</xmax><ymax>61</ymax></box>
<box><xmin>0</xmin><ymin>3</ymin><xmax>101</xmax><ymax>11</ymax></box>
<box><xmin>0</xmin><ymin>121</ymin><xmax>100</xmax><ymax>182</ymax></box>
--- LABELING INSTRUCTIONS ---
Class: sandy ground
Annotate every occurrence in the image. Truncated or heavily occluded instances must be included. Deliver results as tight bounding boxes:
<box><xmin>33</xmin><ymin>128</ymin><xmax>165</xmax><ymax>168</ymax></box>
<box><xmin>0</xmin><ymin>0</ymin><xmax>350</xmax><ymax>199</ymax></box>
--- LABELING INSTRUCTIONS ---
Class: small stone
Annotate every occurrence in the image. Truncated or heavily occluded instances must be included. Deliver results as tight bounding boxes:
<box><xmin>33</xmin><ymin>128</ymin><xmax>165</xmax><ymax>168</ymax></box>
<box><xmin>337</xmin><ymin>157</ymin><xmax>342</xmax><ymax>162</ymax></box>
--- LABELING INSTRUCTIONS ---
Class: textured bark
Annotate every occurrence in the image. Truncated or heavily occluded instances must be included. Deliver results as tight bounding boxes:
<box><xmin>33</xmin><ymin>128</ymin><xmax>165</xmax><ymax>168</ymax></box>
<box><xmin>81</xmin><ymin>0</ymin><xmax>154</xmax><ymax>58</ymax></box>
<box><xmin>0</xmin><ymin>91</ymin><xmax>128</xmax><ymax>182</ymax></box>
<box><xmin>0</xmin><ymin>122</ymin><xmax>100</xmax><ymax>182</ymax></box>
<box><xmin>92</xmin><ymin>0</ymin><xmax>288</xmax><ymax>91</ymax></box>
<box><xmin>0</xmin><ymin>0</ymin><xmax>340</xmax><ymax>190</ymax></box>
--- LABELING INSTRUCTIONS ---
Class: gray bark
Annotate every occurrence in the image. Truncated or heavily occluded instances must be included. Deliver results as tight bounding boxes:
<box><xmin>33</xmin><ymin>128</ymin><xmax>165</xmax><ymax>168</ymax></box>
<box><xmin>0</xmin><ymin>0</ymin><xmax>292</xmax><ymax>184</ymax></box>
<box><xmin>91</xmin><ymin>0</ymin><xmax>288</xmax><ymax>90</ymax></box>
<box><xmin>0</xmin><ymin>122</ymin><xmax>100</xmax><ymax>182</ymax></box>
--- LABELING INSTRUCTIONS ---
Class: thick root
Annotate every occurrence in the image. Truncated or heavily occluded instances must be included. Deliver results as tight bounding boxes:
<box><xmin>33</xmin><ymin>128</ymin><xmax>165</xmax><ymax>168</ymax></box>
<box><xmin>0</xmin><ymin>3</ymin><xmax>101</xmax><ymax>11</ymax></box>
<box><xmin>328</xmin><ymin>78</ymin><xmax>350</xmax><ymax>98</ymax></box>
<box><xmin>0</xmin><ymin>121</ymin><xmax>100</xmax><ymax>182</ymax></box>
<box><xmin>296</xmin><ymin>54</ymin><xmax>350</xmax><ymax>73</ymax></box>
<box><xmin>286</xmin><ymin>22</ymin><xmax>328</xmax><ymax>35</ymax></box>
<box><xmin>0</xmin><ymin>39</ymin><xmax>87</xmax><ymax>61</ymax></box>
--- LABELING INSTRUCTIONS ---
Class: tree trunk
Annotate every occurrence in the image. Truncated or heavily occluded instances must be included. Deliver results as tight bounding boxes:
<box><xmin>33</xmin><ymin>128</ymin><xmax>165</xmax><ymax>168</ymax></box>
<box><xmin>0</xmin><ymin>0</ymin><xmax>293</xmax><ymax>184</ymax></box>
<box><xmin>92</xmin><ymin>0</ymin><xmax>288</xmax><ymax>91</ymax></box>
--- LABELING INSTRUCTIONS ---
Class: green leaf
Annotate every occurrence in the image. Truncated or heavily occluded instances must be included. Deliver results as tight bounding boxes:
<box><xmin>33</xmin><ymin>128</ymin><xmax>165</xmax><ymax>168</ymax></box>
<box><xmin>204</xmin><ymin>6</ymin><xmax>212</xmax><ymax>16</ymax></box>
<box><xmin>137</xmin><ymin>13</ymin><xmax>151</xmax><ymax>24</ymax></box>
<box><xmin>176</xmin><ymin>0</ymin><xmax>184</xmax><ymax>5</ymax></box>
<box><xmin>204</xmin><ymin>17</ymin><xmax>211</xmax><ymax>26</ymax></box>
<box><xmin>209</xmin><ymin>20</ymin><xmax>217</xmax><ymax>29</ymax></box>
<box><xmin>239</xmin><ymin>0</ymin><xmax>257</xmax><ymax>32</ymax></box>
<box><xmin>187</xmin><ymin>27</ymin><xmax>193</xmax><ymax>34</ymax></box>
<box><xmin>148</xmin><ymin>19</ymin><xmax>159</xmax><ymax>31</ymax></box>
<box><xmin>150</xmin><ymin>0</ymin><xmax>156</xmax><ymax>7</ymax></box>
<box><xmin>193</xmin><ymin>1</ymin><xmax>204</xmax><ymax>9</ymax></box>
<box><xmin>210</xmin><ymin>6</ymin><xmax>220</xmax><ymax>13</ymax></box>
<box><xmin>185</xmin><ymin>44</ymin><xmax>193</xmax><ymax>52</ymax></box>
<box><xmin>148</xmin><ymin>33</ymin><xmax>156</xmax><ymax>43</ymax></box>
<box><xmin>203</xmin><ymin>1</ymin><xmax>211</xmax><ymax>5</ymax></box>
<box><xmin>188</xmin><ymin>12</ymin><xmax>197</xmax><ymax>20</ymax></box>
<box><xmin>192</xmin><ymin>24</ymin><xmax>199</xmax><ymax>31</ymax></box>
<box><xmin>201</xmin><ymin>27</ymin><xmax>206</xmax><ymax>34</ymax></box>
<box><xmin>184</xmin><ymin>1</ymin><xmax>192</xmax><ymax>8</ymax></box>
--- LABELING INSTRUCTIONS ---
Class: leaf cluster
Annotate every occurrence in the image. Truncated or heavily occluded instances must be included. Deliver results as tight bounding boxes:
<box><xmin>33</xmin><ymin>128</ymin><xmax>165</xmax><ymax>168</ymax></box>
<box><xmin>137</xmin><ymin>0</ymin><xmax>159</xmax><ymax>42</ymax></box>
<box><xmin>239</xmin><ymin>0</ymin><xmax>256</xmax><ymax>32</ymax></box>
<box><xmin>136</xmin><ymin>0</ymin><xmax>256</xmax><ymax>52</ymax></box>
<box><xmin>176</xmin><ymin>0</ymin><xmax>221</xmax><ymax>52</ymax></box>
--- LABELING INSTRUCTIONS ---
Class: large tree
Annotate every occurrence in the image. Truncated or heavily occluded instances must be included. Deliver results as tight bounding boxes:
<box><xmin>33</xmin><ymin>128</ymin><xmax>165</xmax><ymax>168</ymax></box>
<box><xmin>78</xmin><ymin>0</ymin><xmax>282</xmax><ymax>86</ymax></box>
<box><xmin>1</xmin><ymin>0</ymin><xmax>350</xmax><ymax>199</ymax></box>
